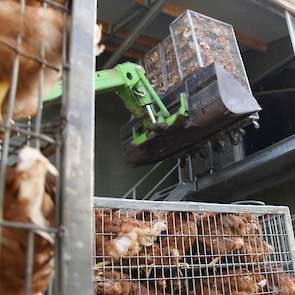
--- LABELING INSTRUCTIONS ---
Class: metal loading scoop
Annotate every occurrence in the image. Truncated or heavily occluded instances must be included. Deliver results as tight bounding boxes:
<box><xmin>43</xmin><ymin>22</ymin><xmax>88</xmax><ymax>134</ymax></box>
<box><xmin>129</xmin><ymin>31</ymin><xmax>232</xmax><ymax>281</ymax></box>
<box><xmin>121</xmin><ymin>62</ymin><xmax>261</xmax><ymax>167</ymax></box>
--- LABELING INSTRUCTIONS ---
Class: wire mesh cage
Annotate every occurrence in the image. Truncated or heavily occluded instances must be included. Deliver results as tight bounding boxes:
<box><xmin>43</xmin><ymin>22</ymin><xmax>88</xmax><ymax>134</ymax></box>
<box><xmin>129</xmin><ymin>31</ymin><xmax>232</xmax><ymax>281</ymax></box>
<box><xmin>143</xmin><ymin>44</ymin><xmax>165</xmax><ymax>95</ymax></box>
<box><xmin>170</xmin><ymin>10</ymin><xmax>251</xmax><ymax>92</ymax></box>
<box><xmin>0</xmin><ymin>0</ymin><xmax>96</xmax><ymax>294</ymax></box>
<box><xmin>161</xmin><ymin>36</ymin><xmax>181</xmax><ymax>91</ymax></box>
<box><xmin>94</xmin><ymin>198</ymin><xmax>295</xmax><ymax>295</ymax></box>
<box><xmin>143</xmin><ymin>35</ymin><xmax>181</xmax><ymax>96</ymax></box>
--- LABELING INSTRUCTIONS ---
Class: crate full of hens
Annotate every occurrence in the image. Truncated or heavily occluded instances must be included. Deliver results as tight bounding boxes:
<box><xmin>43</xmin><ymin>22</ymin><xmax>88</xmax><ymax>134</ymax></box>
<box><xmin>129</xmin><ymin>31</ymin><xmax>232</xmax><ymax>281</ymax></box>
<box><xmin>170</xmin><ymin>10</ymin><xmax>251</xmax><ymax>93</ymax></box>
<box><xmin>94</xmin><ymin>198</ymin><xmax>295</xmax><ymax>295</ymax></box>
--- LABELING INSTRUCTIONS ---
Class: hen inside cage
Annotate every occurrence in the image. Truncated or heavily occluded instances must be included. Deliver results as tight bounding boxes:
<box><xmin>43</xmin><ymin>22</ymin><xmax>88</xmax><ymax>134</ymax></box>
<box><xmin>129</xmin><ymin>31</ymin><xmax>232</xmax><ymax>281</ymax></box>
<box><xmin>94</xmin><ymin>208</ymin><xmax>295</xmax><ymax>295</ymax></box>
<box><xmin>170</xmin><ymin>10</ymin><xmax>251</xmax><ymax>92</ymax></box>
<box><xmin>0</xmin><ymin>0</ymin><xmax>70</xmax><ymax>294</ymax></box>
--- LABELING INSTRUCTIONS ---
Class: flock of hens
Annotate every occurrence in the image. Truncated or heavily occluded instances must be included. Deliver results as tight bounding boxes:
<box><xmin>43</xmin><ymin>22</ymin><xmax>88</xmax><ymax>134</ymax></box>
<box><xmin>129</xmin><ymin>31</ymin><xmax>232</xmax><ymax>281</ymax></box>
<box><xmin>0</xmin><ymin>0</ymin><xmax>294</xmax><ymax>295</ymax></box>
<box><xmin>95</xmin><ymin>209</ymin><xmax>295</xmax><ymax>295</ymax></box>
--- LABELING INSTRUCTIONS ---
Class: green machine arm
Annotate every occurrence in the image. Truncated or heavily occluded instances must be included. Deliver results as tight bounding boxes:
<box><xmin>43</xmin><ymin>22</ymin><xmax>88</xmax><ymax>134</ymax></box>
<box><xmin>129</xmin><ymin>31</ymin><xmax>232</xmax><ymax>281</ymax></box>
<box><xmin>95</xmin><ymin>62</ymin><xmax>170</xmax><ymax>123</ymax></box>
<box><xmin>45</xmin><ymin>62</ymin><xmax>188</xmax><ymax>145</ymax></box>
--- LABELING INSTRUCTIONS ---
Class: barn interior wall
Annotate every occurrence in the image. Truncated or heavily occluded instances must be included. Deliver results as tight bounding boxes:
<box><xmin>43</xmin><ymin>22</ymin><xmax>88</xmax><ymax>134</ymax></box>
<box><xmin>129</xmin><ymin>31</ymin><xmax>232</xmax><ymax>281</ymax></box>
<box><xmin>95</xmin><ymin>91</ymin><xmax>177</xmax><ymax>198</ymax></box>
<box><xmin>242</xmin><ymin>36</ymin><xmax>295</xmax><ymax>210</ymax></box>
<box><xmin>252</xmin><ymin>180</ymin><xmax>295</xmax><ymax>213</ymax></box>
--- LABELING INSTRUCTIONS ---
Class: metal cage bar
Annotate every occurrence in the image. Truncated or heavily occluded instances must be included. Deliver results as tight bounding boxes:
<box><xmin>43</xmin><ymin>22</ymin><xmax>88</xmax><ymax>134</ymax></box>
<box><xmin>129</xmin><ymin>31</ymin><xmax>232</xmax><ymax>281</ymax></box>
<box><xmin>0</xmin><ymin>0</ymin><xmax>67</xmax><ymax>294</ymax></box>
<box><xmin>0</xmin><ymin>1</ymin><xmax>96</xmax><ymax>294</ymax></box>
<box><xmin>60</xmin><ymin>0</ymin><xmax>97</xmax><ymax>294</ymax></box>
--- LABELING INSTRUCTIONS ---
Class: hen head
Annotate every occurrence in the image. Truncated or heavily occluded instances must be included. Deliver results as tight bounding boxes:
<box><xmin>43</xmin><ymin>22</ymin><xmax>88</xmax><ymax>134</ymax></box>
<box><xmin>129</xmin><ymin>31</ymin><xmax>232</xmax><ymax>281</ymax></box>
<box><xmin>17</xmin><ymin>146</ymin><xmax>58</xmax><ymax>176</ymax></box>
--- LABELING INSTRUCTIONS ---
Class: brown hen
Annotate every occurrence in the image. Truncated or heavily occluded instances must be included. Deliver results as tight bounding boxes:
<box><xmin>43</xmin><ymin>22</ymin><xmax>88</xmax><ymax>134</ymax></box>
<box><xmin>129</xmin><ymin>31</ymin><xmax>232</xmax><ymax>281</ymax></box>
<box><xmin>238</xmin><ymin>214</ymin><xmax>273</xmax><ymax>264</ymax></box>
<box><xmin>265</xmin><ymin>269</ymin><xmax>295</xmax><ymax>295</ymax></box>
<box><xmin>95</xmin><ymin>270</ymin><xmax>161</xmax><ymax>295</ymax></box>
<box><xmin>0</xmin><ymin>0</ymin><xmax>65</xmax><ymax>122</ymax></box>
<box><xmin>0</xmin><ymin>147</ymin><xmax>58</xmax><ymax>295</ymax></box>
<box><xmin>196</xmin><ymin>213</ymin><xmax>273</xmax><ymax>266</ymax></box>
<box><xmin>137</xmin><ymin>212</ymin><xmax>199</xmax><ymax>271</ymax></box>
<box><xmin>196</xmin><ymin>213</ymin><xmax>247</xmax><ymax>265</ymax></box>
<box><xmin>192</xmin><ymin>270</ymin><xmax>267</xmax><ymax>295</ymax></box>
<box><xmin>95</xmin><ymin>209</ymin><xmax>166</xmax><ymax>268</ymax></box>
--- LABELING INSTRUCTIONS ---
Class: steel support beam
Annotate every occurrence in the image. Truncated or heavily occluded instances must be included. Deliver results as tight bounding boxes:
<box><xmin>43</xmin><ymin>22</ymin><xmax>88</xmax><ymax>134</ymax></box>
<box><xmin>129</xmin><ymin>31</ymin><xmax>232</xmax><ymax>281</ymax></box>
<box><xmin>61</xmin><ymin>0</ymin><xmax>96</xmax><ymax>294</ymax></box>
<box><xmin>193</xmin><ymin>134</ymin><xmax>295</xmax><ymax>202</ymax></box>
<box><xmin>103</xmin><ymin>0</ymin><xmax>166</xmax><ymax>68</ymax></box>
<box><xmin>103</xmin><ymin>34</ymin><xmax>148</xmax><ymax>53</ymax></box>
<box><xmin>112</xmin><ymin>6</ymin><xmax>146</xmax><ymax>34</ymax></box>
<box><xmin>246</xmin><ymin>0</ymin><xmax>285</xmax><ymax>17</ymax></box>
<box><xmin>286</xmin><ymin>11</ymin><xmax>295</xmax><ymax>56</ymax></box>
<box><xmin>254</xmin><ymin>87</ymin><xmax>295</xmax><ymax>96</ymax></box>
<box><xmin>252</xmin><ymin>55</ymin><xmax>293</xmax><ymax>86</ymax></box>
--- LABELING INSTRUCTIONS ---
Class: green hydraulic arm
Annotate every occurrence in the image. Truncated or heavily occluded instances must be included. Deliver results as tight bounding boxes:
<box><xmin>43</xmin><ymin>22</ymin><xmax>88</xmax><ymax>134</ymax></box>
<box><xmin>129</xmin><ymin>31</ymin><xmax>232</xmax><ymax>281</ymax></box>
<box><xmin>45</xmin><ymin>62</ymin><xmax>188</xmax><ymax>145</ymax></box>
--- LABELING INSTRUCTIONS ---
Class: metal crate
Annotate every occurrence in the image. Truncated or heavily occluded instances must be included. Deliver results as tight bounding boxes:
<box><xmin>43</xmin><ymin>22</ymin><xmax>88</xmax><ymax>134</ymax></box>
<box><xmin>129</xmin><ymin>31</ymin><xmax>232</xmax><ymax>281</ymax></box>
<box><xmin>162</xmin><ymin>36</ymin><xmax>181</xmax><ymax>91</ymax></box>
<box><xmin>94</xmin><ymin>198</ymin><xmax>295</xmax><ymax>294</ymax></box>
<box><xmin>170</xmin><ymin>10</ymin><xmax>251</xmax><ymax>92</ymax></box>
<box><xmin>0</xmin><ymin>1</ymin><xmax>96</xmax><ymax>294</ymax></box>
<box><xmin>143</xmin><ymin>35</ymin><xmax>181</xmax><ymax>95</ymax></box>
<box><xmin>144</xmin><ymin>44</ymin><xmax>165</xmax><ymax>95</ymax></box>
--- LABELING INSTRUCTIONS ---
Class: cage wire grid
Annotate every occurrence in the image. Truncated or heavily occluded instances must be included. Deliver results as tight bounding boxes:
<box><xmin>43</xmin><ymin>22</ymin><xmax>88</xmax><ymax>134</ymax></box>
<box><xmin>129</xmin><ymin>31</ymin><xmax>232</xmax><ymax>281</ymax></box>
<box><xmin>94</xmin><ymin>198</ymin><xmax>295</xmax><ymax>295</ymax></box>
<box><xmin>0</xmin><ymin>0</ymin><xmax>96</xmax><ymax>294</ymax></box>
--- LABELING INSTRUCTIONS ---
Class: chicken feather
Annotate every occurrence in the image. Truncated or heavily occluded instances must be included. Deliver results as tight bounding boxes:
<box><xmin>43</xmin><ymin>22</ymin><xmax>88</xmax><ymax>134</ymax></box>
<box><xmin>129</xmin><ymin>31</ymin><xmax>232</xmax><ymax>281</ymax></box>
<box><xmin>191</xmin><ymin>270</ymin><xmax>266</xmax><ymax>295</ymax></box>
<box><xmin>0</xmin><ymin>147</ymin><xmax>57</xmax><ymax>295</ymax></box>
<box><xmin>96</xmin><ymin>270</ymin><xmax>161</xmax><ymax>295</ymax></box>
<box><xmin>95</xmin><ymin>209</ymin><xmax>166</xmax><ymax>267</ymax></box>
<box><xmin>0</xmin><ymin>1</ymin><xmax>65</xmax><ymax>122</ymax></box>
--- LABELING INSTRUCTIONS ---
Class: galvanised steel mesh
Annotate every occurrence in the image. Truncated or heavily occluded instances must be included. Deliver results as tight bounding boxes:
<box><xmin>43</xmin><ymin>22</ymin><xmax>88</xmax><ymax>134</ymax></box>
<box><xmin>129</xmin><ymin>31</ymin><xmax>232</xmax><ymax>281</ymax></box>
<box><xmin>94</xmin><ymin>198</ymin><xmax>295</xmax><ymax>295</ymax></box>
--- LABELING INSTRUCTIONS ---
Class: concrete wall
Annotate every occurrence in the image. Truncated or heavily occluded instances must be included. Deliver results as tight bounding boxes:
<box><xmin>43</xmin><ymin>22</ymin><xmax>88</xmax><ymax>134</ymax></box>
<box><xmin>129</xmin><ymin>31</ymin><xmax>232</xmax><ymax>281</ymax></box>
<box><xmin>252</xmin><ymin>180</ymin><xmax>295</xmax><ymax>214</ymax></box>
<box><xmin>242</xmin><ymin>36</ymin><xmax>295</xmax><ymax>213</ymax></box>
<box><xmin>95</xmin><ymin>91</ymin><xmax>176</xmax><ymax>198</ymax></box>
<box><xmin>243</xmin><ymin>36</ymin><xmax>293</xmax><ymax>83</ymax></box>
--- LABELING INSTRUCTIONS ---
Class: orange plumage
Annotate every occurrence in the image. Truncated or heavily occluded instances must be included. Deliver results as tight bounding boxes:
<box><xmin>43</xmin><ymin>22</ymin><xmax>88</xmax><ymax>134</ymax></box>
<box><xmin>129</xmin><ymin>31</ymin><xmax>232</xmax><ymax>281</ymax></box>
<box><xmin>95</xmin><ymin>209</ymin><xmax>166</xmax><ymax>262</ymax></box>
<box><xmin>191</xmin><ymin>270</ymin><xmax>267</xmax><ymax>295</ymax></box>
<box><xmin>0</xmin><ymin>0</ymin><xmax>65</xmax><ymax>122</ymax></box>
<box><xmin>95</xmin><ymin>270</ymin><xmax>161</xmax><ymax>295</ymax></box>
<box><xmin>0</xmin><ymin>147</ymin><xmax>58</xmax><ymax>295</ymax></box>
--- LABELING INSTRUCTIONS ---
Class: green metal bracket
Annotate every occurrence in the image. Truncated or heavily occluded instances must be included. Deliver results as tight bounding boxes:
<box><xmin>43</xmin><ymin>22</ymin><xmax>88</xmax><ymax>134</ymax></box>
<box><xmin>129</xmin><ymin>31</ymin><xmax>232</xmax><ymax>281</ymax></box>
<box><xmin>44</xmin><ymin>80</ymin><xmax>63</xmax><ymax>102</ymax></box>
<box><xmin>45</xmin><ymin>62</ymin><xmax>189</xmax><ymax>146</ymax></box>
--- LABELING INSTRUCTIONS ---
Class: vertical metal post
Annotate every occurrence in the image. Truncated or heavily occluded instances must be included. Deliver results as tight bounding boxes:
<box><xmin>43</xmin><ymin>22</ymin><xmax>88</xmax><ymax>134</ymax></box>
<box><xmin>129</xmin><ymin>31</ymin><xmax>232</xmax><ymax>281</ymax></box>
<box><xmin>207</xmin><ymin>140</ymin><xmax>214</xmax><ymax>174</ymax></box>
<box><xmin>187</xmin><ymin>154</ymin><xmax>193</xmax><ymax>182</ymax></box>
<box><xmin>283</xmin><ymin>209</ymin><xmax>295</xmax><ymax>272</ymax></box>
<box><xmin>286</xmin><ymin>11</ymin><xmax>295</xmax><ymax>56</ymax></box>
<box><xmin>24</xmin><ymin>230</ymin><xmax>34</xmax><ymax>295</ymax></box>
<box><xmin>61</xmin><ymin>0</ymin><xmax>96</xmax><ymax>294</ymax></box>
<box><xmin>177</xmin><ymin>158</ymin><xmax>183</xmax><ymax>183</ymax></box>
<box><xmin>233</xmin><ymin>141</ymin><xmax>245</xmax><ymax>162</ymax></box>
